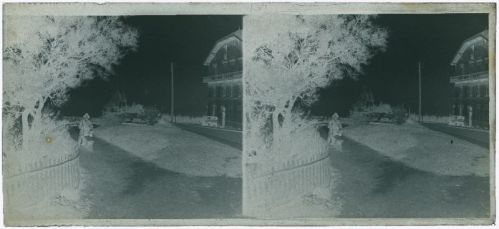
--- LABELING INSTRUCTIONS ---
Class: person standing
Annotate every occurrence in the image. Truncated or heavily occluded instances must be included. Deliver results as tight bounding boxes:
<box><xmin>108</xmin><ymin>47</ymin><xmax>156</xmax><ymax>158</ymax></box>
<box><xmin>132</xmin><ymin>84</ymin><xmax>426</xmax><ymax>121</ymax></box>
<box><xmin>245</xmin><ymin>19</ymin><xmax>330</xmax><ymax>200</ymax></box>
<box><xmin>328</xmin><ymin>113</ymin><xmax>343</xmax><ymax>151</ymax></box>
<box><xmin>221</xmin><ymin>105</ymin><xmax>226</xmax><ymax>128</ymax></box>
<box><xmin>468</xmin><ymin>105</ymin><xmax>473</xmax><ymax>127</ymax></box>
<box><xmin>78</xmin><ymin>113</ymin><xmax>94</xmax><ymax>151</ymax></box>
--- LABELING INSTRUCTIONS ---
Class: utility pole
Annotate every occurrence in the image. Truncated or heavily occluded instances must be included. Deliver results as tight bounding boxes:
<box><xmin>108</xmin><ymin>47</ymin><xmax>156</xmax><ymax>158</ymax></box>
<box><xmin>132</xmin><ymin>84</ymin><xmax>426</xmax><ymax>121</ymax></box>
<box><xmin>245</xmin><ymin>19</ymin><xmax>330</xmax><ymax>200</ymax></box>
<box><xmin>418</xmin><ymin>61</ymin><xmax>422</xmax><ymax>122</ymax></box>
<box><xmin>170</xmin><ymin>62</ymin><xmax>175</xmax><ymax>123</ymax></box>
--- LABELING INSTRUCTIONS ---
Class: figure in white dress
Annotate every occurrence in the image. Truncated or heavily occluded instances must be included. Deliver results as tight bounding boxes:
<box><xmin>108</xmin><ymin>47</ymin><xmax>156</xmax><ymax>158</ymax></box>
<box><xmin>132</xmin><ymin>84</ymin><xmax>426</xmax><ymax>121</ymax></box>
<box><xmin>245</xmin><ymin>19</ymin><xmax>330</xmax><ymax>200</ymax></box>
<box><xmin>328</xmin><ymin>113</ymin><xmax>343</xmax><ymax>151</ymax></box>
<box><xmin>78</xmin><ymin>113</ymin><xmax>94</xmax><ymax>151</ymax></box>
<box><xmin>220</xmin><ymin>105</ymin><xmax>226</xmax><ymax>128</ymax></box>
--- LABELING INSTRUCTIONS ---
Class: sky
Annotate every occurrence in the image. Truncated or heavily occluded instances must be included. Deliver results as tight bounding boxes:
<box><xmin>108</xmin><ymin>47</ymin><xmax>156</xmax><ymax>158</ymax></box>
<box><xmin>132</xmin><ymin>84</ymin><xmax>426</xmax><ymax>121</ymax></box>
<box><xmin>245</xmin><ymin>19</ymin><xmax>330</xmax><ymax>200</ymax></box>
<box><xmin>61</xmin><ymin>14</ymin><xmax>488</xmax><ymax>117</ymax></box>
<box><xmin>61</xmin><ymin>15</ymin><xmax>242</xmax><ymax>116</ymax></box>
<box><xmin>312</xmin><ymin>14</ymin><xmax>488</xmax><ymax>116</ymax></box>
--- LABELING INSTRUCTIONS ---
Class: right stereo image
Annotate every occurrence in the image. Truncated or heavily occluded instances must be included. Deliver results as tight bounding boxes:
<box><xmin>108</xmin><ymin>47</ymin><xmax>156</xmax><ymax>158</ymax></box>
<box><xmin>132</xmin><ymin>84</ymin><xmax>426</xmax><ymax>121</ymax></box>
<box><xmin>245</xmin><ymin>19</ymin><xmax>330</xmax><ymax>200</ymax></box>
<box><xmin>242</xmin><ymin>13</ymin><xmax>492</xmax><ymax>219</ymax></box>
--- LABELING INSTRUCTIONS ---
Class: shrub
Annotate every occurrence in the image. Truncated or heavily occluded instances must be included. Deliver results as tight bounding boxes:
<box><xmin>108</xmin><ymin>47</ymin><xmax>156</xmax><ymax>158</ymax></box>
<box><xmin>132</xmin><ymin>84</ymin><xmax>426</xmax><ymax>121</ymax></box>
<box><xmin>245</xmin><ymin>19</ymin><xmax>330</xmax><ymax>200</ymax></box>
<box><xmin>100</xmin><ymin>103</ymin><xmax>146</xmax><ymax>124</ymax></box>
<box><xmin>349</xmin><ymin>103</ymin><xmax>392</xmax><ymax>123</ymax></box>
<box><xmin>369</xmin><ymin>103</ymin><xmax>392</xmax><ymax>113</ymax></box>
<box><xmin>144</xmin><ymin>107</ymin><xmax>161</xmax><ymax>125</ymax></box>
<box><xmin>349</xmin><ymin>103</ymin><xmax>409</xmax><ymax>124</ymax></box>
<box><xmin>119</xmin><ymin>104</ymin><xmax>145</xmax><ymax>115</ymax></box>
<box><xmin>159</xmin><ymin>114</ymin><xmax>207</xmax><ymax>125</ymax></box>
<box><xmin>391</xmin><ymin>106</ymin><xmax>408</xmax><ymax>125</ymax></box>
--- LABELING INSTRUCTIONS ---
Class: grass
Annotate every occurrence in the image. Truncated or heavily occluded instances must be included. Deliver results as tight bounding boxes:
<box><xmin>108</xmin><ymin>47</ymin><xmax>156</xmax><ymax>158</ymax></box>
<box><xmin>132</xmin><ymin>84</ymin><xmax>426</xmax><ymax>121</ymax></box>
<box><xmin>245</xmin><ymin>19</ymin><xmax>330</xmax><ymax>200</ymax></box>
<box><xmin>343</xmin><ymin>121</ymin><xmax>489</xmax><ymax>177</ymax></box>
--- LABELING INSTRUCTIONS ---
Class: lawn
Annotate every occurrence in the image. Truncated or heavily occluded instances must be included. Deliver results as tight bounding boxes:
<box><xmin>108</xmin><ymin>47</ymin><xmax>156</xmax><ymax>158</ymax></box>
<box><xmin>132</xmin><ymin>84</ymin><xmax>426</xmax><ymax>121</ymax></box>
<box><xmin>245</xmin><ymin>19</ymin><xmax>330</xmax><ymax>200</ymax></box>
<box><xmin>94</xmin><ymin>123</ymin><xmax>241</xmax><ymax>178</ymax></box>
<box><xmin>343</xmin><ymin>121</ymin><xmax>489</xmax><ymax>177</ymax></box>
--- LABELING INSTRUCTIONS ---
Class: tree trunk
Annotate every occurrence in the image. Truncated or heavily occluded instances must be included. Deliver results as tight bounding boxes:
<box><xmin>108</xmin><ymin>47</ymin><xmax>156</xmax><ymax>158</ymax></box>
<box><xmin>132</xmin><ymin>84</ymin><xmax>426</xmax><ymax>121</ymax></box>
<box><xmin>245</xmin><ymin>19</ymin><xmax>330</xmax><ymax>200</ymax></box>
<box><xmin>32</xmin><ymin>106</ymin><xmax>43</xmax><ymax>131</ymax></box>
<box><xmin>21</xmin><ymin>110</ymin><xmax>30</xmax><ymax>151</ymax></box>
<box><xmin>32</xmin><ymin>97</ymin><xmax>46</xmax><ymax>131</ymax></box>
<box><xmin>20</xmin><ymin>97</ymin><xmax>45</xmax><ymax>151</ymax></box>
<box><xmin>272</xmin><ymin>111</ymin><xmax>280</xmax><ymax>137</ymax></box>
<box><xmin>270</xmin><ymin>94</ymin><xmax>300</xmax><ymax>149</ymax></box>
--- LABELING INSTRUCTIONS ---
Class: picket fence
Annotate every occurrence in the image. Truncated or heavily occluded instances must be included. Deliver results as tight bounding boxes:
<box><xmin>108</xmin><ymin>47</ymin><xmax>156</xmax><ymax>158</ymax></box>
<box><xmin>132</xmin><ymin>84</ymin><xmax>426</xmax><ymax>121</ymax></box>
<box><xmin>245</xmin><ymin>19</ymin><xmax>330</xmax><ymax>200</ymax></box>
<box><xmin>243</xmin><ymin>126</ymin><xmax>332</xmax><ymax>217</ymax></box>
<box><xmin>4</xmin><ymin>148</ymin><xmax>80</xmax><ymax>210</ymax></box>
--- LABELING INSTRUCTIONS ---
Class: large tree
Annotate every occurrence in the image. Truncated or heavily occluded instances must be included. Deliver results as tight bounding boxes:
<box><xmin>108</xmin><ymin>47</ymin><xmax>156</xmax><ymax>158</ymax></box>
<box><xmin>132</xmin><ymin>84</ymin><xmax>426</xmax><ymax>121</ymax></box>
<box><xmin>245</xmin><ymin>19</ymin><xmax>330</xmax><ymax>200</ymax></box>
<box><xmin>3</xmin><ymin>16</ymin><xmax>138</xmax><ymax>150</ymax></box>
<box><xmin>245</xmin><ymin>15</ymin><xmax>387</xmax><ymax>160</ymax></box>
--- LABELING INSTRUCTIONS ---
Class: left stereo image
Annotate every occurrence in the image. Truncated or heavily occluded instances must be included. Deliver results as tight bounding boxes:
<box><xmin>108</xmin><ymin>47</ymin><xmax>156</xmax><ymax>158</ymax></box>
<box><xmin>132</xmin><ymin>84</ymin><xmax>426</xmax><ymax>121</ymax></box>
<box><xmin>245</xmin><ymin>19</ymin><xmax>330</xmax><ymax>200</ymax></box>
<box><xmin>3</xmin><ymin>15</ymin><xmax>243</xmax><ymax>221</ymax></box>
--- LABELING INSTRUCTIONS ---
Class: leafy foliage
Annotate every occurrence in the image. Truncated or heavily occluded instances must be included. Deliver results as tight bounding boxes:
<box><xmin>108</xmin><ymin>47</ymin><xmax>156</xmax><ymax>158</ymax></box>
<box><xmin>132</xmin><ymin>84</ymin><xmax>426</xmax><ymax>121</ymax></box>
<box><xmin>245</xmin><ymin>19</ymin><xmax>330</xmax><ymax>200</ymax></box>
<box><xmin>244</xmin><ymin>15</ymin><xmax>387</xmax><ymax>161</ymax></box>
<box><xmin>351</xmin><ymin>88</ymin><xmax>375</xmax><ymax>112</ymax></box>
<box><xmin>3</xmin><ymin>16</ymin><xmax>138</xmax><ymax>151</ymax></box>
<box><xmin>144</xmin><ymin>107</ymin><xmax>161</xmax><ymax>125</ymax></box>
<box><xmin>391</xmin><ymin>106</ymin><xmax>408</xmax><ymax>125</ymax></box>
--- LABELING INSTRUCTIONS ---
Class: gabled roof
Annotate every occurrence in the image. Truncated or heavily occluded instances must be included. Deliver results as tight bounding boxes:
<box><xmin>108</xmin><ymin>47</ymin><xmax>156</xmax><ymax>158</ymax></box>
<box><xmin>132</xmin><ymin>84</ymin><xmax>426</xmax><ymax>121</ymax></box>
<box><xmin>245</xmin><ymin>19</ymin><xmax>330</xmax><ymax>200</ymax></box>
<box><xmin>203</xmin><ymin>29</ymin><xmax>242</xmax><ymax>66</ymax></box>
<box><xmin>450</xmin><ymin>30</ymin><xmax>488</xmax><ymax>66</ymax></box>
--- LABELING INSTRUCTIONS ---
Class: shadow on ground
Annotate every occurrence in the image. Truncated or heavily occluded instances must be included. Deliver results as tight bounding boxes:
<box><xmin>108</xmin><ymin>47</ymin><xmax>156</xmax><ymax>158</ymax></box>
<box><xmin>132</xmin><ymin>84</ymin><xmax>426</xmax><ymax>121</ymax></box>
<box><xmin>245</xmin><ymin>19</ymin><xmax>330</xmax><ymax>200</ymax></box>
<box><xmin>76</xmin><ymin>133</ymin><xmax>241</xmax><ymax>219</ymax></box>
<box><xmin>330</xmin><ymin>137</ymin><xmax>490</xmax><ymax>218</ymax></box>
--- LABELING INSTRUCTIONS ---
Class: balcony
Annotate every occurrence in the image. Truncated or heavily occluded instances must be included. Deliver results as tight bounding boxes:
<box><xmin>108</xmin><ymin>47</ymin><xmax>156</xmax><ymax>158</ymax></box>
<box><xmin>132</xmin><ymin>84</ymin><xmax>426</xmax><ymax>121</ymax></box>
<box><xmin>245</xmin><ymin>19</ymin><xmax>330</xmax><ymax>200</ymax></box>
<box><xmin>203</xmin><ymin>71</ymin><xmax>242</xmax><ymax>83</ymax></box>
<box><xmin>450</xmin><ymin>71</ymin><xmax>488</xmax><ymax>83</ymax></box>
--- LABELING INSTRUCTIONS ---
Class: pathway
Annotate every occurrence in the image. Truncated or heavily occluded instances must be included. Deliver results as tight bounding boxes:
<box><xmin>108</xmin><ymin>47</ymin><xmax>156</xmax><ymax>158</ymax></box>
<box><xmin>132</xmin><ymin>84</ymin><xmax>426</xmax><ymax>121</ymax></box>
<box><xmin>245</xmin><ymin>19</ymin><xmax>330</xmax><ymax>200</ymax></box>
<box><xmin>331</xmin><ymin>137</ymin><xmax>490</xmax><ymax>218</ymax></box>
<box><xmin>78</xmin><ymin>137</ymin><xmax>242</xmax><ymax>219</ymax></box>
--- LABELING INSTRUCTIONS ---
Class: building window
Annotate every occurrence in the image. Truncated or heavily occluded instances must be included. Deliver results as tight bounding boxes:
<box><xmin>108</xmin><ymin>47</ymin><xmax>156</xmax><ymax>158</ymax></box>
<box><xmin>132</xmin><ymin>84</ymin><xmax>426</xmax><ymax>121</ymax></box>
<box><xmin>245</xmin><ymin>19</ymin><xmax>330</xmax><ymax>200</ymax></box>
<box><xmin>216</xmin><ymin>86</ymin><xmax>223</xmax><ymax>98</ymax></box>
<box><xmin>233</xmin><ymin>85</ymin><xmax>240</xmax><ymax>98</ymax></box>
<box><xmin>212</xmin><ymin>63</ymin><xmax>218</xmax><ymax>75</ymax></box>
<box><xmin>208</xmin><ymin>87</ymin><xmax>214</xmax><ymax>98</ymax></box>
<box><xmin>463</xmin><ymin>86</ymin><xmax>469</xmax><ymax>98</ymax></box>
<box><xmin>472</xmin><ymin>85</ymin><xmax>479</xmax><ymax>97</ymax></box>
<box><xmin>225</xmin><ymin>86</ymin><xmax>231</xmax><ymax>97</ymax></box>
<box><xmin>229</xmin><ymin>59</ymin><xmax>237</xmax><ymax>72</ymax></box>
<box><xmin>454</xmin><ymin>103</ymin><xmax>459</xmax><ymax>116</ymax></box>
<box><xmin>454</xmin><ymin>87</ymin><xmax>461</xmax><ymax>98</ymax></box>
<box><xmin>237</xmin><ymin>58</ymin><xmax>242</xmax><ymax>71</ymax></box>
<box><xmin>207</xmin><ymin>103</ymin><xmax>212</xmax><ymax>116</ymax></box>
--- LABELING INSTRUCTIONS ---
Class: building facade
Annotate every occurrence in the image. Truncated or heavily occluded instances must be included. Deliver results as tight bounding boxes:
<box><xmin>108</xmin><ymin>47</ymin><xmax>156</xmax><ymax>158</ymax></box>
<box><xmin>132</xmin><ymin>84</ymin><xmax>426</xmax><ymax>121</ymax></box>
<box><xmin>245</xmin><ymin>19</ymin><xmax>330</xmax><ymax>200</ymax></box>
<box><xmin>203</xmin><ymin>29</ymin><xmax>242</xmax><ymax>129</ymax></box>
<box><xmin>450</xmin><ymin>30</ymin><xmax>489</xmax><ymax>128</ymax></box>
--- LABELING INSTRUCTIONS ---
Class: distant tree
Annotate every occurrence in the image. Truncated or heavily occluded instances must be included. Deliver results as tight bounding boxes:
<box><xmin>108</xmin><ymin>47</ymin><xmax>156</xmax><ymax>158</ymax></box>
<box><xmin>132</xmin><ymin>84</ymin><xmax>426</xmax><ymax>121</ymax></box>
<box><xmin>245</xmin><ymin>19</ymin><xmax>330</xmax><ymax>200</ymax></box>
<box><xmin>352</xmin><ymin>87</ymin><xmax>375</xmax><ymax>112</ymax></box>
<box><xmin>245</xmin><ymin>15</ymin><xmax>387</xmax><ymax>153</ymax></box>
<box><xmin>3</xmin><ymin>16</ymin><xmax>139</xmax><ymax>150</ymax></box>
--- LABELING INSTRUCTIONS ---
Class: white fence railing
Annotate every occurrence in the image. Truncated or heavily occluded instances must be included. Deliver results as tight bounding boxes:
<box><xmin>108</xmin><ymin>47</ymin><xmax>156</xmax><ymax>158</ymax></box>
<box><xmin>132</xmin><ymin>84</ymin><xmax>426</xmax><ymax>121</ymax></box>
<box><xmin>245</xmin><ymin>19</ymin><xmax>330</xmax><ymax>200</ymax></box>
<box><xmin>244</xmin><ymin>154</ymin><xmax>331</xmax><ymax>217</ymax></box>
<box><xmin>243</xmin><ymin>125</ymin><xmax>332</xmax><ymax>217</ymax></box>
<box><xmin>4</xmin><ymin>149</ymin><xmax>80</xmax><ymax>210</ymax></box>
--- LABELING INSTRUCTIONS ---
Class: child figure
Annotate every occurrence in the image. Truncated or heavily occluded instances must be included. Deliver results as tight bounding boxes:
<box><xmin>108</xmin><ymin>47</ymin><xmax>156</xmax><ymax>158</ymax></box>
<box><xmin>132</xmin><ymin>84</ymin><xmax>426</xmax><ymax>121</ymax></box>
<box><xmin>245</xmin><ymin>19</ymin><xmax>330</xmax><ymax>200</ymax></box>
<box><xmin>328</xmin><ymin>113</ymin><xmax>343</xmax><ymax>151</ymax></box>
<box><xmin>78</xmin><ymin>113</ymin><xmax>94</xmax><ymax>151</ymax></box>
